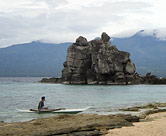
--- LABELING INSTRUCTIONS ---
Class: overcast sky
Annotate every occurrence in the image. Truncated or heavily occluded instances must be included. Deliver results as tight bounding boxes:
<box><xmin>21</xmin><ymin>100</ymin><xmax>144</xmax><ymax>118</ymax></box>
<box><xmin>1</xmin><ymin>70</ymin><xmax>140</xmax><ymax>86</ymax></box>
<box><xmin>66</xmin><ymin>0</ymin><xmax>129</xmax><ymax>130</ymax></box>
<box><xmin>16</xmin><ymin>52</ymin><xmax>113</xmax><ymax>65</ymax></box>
<box><xmin>0</xmin><ymin>0</ymin><xmax>166</xmax><ymax>47</ymax></box>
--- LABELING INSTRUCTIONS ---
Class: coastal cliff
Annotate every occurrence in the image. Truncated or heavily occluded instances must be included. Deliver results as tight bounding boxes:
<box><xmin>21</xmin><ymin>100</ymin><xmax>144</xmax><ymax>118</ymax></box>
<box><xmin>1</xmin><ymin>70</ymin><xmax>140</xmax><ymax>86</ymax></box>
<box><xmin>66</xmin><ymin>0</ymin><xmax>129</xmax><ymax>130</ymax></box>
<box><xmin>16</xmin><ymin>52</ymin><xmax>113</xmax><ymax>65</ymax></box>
<box><xmin>41</xmin><ymin>32</ymin><xmax>166</xmax><ymax>85</ymax></box>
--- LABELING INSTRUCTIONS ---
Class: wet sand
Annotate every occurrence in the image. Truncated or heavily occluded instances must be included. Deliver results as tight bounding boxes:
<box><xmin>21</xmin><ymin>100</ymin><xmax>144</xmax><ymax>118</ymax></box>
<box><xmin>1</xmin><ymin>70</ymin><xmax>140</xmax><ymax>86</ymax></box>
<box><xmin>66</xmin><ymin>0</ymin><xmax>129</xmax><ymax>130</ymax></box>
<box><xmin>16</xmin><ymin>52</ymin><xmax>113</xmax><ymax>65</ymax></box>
<box><xmin>107</xmin><ymin>112</ymin><xmax>166</xmax><ymax>136</ymax></box>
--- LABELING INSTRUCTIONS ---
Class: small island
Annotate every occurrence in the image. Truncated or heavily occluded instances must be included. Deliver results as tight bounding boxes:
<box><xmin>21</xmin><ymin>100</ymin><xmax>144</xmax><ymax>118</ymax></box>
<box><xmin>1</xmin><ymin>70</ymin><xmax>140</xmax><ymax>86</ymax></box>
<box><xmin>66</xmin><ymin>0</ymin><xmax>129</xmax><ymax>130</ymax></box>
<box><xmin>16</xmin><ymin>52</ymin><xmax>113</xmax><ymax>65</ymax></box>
<box><xmin>41</xmin><ymin>32</ymin><xmax>166</xmax><ymax>85</ymax></box>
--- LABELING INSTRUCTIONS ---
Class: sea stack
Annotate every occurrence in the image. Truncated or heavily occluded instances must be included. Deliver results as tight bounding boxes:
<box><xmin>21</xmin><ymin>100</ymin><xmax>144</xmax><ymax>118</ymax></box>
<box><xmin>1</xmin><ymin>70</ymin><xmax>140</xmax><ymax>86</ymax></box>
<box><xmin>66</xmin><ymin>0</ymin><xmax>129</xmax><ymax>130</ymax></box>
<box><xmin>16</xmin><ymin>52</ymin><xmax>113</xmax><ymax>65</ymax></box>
<box><xmin>41</xmin><ymin>32</ymin><xmax>166</xmax><ymax>84</ymax></box>
<box><xmin>60</xmin><ymin>32</ymin><xmax>140</xmax><ymax>85</ymax></box>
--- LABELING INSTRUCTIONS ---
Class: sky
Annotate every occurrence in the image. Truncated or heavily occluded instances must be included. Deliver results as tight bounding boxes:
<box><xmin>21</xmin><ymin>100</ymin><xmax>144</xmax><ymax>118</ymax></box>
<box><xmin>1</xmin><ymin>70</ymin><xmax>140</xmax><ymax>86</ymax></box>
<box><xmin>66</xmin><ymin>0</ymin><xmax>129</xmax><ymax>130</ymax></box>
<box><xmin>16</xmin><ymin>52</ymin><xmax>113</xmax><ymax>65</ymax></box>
<box><xmin>0</xmin><ymin>0</ymin><xmax>166</xmax><ymax>47</ymax></box>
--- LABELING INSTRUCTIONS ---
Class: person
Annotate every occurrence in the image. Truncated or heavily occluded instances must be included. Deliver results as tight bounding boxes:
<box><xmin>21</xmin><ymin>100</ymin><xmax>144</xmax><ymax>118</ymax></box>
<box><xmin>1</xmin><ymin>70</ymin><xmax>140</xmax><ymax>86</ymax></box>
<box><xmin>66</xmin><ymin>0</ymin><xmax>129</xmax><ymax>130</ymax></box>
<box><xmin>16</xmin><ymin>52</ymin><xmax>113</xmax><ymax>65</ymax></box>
<box><xmin>38</xmin><ymin>96</ymin><xmax>48</xmax><ymax>110</ymax></box>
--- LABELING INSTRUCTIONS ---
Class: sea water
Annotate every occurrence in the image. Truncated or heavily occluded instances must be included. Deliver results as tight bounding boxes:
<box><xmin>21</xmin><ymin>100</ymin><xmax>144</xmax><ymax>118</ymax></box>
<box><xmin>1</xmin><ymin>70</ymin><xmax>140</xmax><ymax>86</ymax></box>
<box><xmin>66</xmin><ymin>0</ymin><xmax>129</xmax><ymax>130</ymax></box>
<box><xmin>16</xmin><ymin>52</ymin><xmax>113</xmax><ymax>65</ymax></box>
<box><xmin>0</xmin><ymin>77</ymin><xmax>166</xmax><ymax>123</ymax></box>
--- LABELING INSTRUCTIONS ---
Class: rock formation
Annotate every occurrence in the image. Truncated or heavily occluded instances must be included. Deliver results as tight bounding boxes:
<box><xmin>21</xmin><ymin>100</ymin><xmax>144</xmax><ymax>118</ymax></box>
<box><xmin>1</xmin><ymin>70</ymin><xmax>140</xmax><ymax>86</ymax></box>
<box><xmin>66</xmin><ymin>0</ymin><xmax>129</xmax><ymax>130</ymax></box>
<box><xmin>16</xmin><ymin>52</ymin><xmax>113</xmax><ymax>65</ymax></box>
<box><xmin>41</xmin><ymin>32</ymin><xmax>166</xmax><ymax>85</ymax></box>
<box><xmin>141</xmin><ymin>72</ymin><xmax>166</xmax><ymax>84</ymax></box>
<box><xmin>61</xmin><ymin>32</ymin><xmax>138</xmax><ymax>85</ymax></box>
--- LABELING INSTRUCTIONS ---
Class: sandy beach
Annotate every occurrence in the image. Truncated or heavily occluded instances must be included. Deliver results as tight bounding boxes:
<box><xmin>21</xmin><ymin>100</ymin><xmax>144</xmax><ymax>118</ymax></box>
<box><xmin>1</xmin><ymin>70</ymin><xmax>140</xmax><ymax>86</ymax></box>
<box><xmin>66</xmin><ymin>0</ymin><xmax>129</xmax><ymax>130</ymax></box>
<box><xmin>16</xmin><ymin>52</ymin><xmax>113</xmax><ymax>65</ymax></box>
<box><xmin>107</xmin><ymin>112</ymin><xmax>166</xmax><ymax>136</ymax></box>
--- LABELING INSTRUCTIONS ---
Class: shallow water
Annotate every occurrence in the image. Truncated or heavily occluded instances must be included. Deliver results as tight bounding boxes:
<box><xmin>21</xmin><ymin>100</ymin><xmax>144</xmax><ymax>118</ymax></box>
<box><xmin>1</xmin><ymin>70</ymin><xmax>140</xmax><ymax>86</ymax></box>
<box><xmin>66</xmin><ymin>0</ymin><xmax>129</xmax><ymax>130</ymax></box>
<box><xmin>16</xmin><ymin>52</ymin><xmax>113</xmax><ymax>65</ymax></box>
<box><xmin>0</xmin><ymin>77</ymin><xmax>166</xmax><ymax>122</ymax></box>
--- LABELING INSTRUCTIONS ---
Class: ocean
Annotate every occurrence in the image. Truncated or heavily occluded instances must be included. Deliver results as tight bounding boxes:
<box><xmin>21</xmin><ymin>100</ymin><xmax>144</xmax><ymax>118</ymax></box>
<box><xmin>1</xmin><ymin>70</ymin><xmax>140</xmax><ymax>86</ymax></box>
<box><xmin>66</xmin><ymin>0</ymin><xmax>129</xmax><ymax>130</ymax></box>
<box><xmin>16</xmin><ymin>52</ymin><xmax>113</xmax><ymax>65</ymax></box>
<box><xmin>0</xmin><ymin>77</ymin><xmax>166</xmax><ymax>123</ymax></box>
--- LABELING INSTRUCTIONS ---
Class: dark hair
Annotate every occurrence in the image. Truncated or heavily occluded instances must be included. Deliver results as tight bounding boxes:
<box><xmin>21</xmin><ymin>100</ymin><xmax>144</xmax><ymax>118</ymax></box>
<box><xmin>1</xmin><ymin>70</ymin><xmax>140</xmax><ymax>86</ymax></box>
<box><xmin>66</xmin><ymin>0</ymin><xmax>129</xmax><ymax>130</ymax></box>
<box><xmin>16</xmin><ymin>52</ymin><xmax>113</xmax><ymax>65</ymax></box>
<box><xmin>41</xmin><ymin>96</ymin><xmax>45</xmax><ymax>100</ymax></box>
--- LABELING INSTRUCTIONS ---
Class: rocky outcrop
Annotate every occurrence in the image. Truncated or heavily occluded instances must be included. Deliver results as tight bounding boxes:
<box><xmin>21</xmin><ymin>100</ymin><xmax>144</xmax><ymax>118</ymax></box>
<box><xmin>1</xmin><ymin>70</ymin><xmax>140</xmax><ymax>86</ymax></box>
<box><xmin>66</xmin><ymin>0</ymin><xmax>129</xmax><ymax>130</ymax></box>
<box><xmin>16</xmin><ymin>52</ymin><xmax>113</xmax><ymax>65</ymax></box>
<box><xmin>0</xmin><ymin>114</ymin><xmax>139</xmax><ymax>136</ymax></box>
<box><xmin>40</xmin><ymin>78</ymin><xmax>62</xmax><ymax>83</ymax></box>
<box><xmin>40</xmin><ymin>32</ymin><xmax>166</xmax><ymax>85</ymax></box>
<box><xmin>141</xmin><ymin>72</ymin><xmax>166</xmax><ymax>84</ymax></box>
<box><xmin>119</xmin><ymin>103</ymin><xmax>166</xmax><ymax>112</ymax></box>
<box><xmin>61</xmin><ymin>32</ymin><xmax>138</xmax><ymax>85</ymax></box>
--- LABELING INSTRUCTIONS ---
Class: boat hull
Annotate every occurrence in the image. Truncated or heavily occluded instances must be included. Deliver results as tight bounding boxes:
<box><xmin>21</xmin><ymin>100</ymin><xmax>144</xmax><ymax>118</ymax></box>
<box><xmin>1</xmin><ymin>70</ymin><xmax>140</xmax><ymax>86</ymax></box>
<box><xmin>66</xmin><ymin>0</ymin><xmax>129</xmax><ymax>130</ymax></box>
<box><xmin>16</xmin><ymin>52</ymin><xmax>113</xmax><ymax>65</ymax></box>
<box><xmin>17</xmin><ymin>107</ymin><xmax>90</xmax><ymax>114</ymax></box>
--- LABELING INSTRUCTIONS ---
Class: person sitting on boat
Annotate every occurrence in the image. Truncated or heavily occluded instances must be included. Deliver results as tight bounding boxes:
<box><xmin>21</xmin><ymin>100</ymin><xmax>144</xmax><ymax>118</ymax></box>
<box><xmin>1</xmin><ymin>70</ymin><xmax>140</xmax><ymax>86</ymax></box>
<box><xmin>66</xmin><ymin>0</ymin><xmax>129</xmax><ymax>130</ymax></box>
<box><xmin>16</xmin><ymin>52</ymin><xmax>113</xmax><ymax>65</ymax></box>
<box><xmin>38</xmin><ymin>96</ymin><xmax>48</xmax><ymax>110</ymax></box>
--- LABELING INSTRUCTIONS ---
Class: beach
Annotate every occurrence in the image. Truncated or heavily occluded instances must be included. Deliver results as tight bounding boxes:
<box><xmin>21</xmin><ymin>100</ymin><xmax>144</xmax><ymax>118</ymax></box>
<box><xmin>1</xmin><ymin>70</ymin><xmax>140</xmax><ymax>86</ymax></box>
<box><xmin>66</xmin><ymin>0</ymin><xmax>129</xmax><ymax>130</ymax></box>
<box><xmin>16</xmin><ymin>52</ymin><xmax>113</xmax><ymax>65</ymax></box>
<box><xmin>107</xmin><ymin>112</ymin><xmax>166</xmax><ymax>136</ymax></box>
<box><xmin>1</xmin><ymin>104</ymin><xmax>166</xmax><ymax>136</ymax></box>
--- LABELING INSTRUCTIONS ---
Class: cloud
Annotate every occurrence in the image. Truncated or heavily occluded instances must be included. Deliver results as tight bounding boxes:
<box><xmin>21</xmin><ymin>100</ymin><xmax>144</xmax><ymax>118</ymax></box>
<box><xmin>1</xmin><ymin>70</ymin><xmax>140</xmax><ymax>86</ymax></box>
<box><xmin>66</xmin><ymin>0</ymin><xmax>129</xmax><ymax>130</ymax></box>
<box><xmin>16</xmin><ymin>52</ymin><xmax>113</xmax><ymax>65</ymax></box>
<box><xmin>0</xmin><ymin>0</ymin><xmax>166</xmax><ymax>47</ymax></box>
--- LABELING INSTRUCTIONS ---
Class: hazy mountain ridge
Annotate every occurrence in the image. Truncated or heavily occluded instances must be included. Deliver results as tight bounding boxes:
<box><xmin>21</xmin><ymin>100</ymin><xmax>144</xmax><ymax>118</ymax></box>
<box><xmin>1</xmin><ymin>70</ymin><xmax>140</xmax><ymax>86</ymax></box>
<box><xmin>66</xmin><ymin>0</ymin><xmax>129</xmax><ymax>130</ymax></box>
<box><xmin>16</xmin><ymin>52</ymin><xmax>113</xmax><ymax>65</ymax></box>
<box><xmin>0</xmin><ymin>31</ymin><xmax>166</xmax><ymax>77</ymax></box>
<box><xmin>0</xmin><ymin>41</ymin><xmax>71</xmax><ymax>77</ymax></box>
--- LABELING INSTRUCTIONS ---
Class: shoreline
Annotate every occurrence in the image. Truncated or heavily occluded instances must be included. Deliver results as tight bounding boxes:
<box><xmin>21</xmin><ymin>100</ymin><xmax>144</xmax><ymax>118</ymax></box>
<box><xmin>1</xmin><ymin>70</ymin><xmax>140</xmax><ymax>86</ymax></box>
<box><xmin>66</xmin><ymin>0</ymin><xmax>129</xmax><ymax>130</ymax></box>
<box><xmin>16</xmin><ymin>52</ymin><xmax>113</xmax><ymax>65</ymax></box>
<box><xmin>1</xmin><ymin>103</ymin><xmax>166</xmax><ymax>136</ymax></box>
<box><xmin>106</xmin><ymin>111</ymin><xmax>166</xmax><ymax>136</ymax></box>
<box><xmin>0</xmin><ymin>114</ymin><xmax>139</xmax><ymax>136</ymax></box>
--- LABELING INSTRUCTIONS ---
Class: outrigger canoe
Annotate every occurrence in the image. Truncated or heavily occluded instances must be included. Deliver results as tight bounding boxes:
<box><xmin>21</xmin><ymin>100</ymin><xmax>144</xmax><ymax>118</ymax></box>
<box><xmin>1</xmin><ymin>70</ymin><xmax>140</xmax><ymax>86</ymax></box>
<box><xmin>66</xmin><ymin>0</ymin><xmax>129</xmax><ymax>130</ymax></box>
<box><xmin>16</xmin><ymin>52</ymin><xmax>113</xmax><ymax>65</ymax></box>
<box><xmin>17</xmin><ymin>107</ymin><xmax>90</xmax><ymax>114</ymax></box>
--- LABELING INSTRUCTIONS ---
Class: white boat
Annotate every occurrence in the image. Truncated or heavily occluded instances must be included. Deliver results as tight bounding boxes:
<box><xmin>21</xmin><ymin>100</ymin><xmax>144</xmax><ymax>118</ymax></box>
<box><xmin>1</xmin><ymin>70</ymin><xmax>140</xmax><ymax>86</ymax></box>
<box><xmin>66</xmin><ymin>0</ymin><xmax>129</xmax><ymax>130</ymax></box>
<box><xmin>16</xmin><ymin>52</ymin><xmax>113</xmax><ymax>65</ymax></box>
<box><xmin>17</xmin><ymin>107</ymin><xmax>90</xmax><ymax>114</ymax></box>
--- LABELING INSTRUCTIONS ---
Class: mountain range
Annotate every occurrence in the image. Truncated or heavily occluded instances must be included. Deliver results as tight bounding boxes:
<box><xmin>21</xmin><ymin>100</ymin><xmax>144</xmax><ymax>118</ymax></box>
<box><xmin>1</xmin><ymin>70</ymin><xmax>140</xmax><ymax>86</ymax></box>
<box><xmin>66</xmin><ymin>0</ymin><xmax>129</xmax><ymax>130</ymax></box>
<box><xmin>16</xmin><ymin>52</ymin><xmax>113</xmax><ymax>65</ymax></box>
<box><xmin>0</xmin><ymin>30</ymin><xmax>166</xmax><ymax>77</ymax></box>
<box><xmin>112</xmin><ymin>30</ymin><xmax>166</xmax><ymax>77</ymax></box>
<box><xmin>0</xmin><ymin>41</ymin><xmax>70</xmax><ymax>77</ymax></box>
